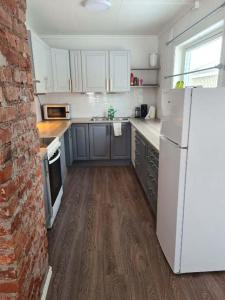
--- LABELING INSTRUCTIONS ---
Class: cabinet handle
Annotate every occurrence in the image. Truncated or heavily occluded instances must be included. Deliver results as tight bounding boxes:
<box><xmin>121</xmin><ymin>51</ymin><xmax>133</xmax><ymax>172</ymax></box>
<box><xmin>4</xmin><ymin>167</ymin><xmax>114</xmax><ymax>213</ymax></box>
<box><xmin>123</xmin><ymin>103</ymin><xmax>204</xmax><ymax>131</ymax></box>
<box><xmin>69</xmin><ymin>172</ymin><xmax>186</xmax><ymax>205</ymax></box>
<box><xmin>107</xmin><ymin>125</ymin><xmax>110</xmax><ymax>135</ymax></box>
<box><xmin>106</xmin><ymin>79</ymin><xmax>109</xmax><ymax>92</ymax></box>
<box><xmin>69</xmin><ymin>79</ymin><xmax>72</xmax><ymax>92</ymax></box>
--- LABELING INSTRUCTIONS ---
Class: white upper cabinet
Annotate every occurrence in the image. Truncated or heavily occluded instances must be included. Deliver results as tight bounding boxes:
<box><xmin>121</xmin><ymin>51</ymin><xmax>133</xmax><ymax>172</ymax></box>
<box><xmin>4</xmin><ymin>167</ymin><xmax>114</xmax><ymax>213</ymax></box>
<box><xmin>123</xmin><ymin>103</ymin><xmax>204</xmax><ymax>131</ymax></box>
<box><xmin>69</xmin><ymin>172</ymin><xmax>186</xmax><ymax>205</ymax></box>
<box><xmin>109</xmin><ymin>51</ymin><xmax>130</xmax><ymax>92</ymax></box>
<box><xmin>51</xmin><ymin>48</ymin><xmax>71</xmax><ymax>93</ymax></box>
<box><xmin>30</xmin><ymin>32</ymin><xmax>53</xmax><ymax>93</ymax></box>
<box><xmin>82</xmin><ymin>51</ymin><xmax>109</xmax><ymax>93</ymax></box>
<box><xmin>70</xmin><ymin>50</ymin><xmax>83</xmax><ymax>93</ymax></box>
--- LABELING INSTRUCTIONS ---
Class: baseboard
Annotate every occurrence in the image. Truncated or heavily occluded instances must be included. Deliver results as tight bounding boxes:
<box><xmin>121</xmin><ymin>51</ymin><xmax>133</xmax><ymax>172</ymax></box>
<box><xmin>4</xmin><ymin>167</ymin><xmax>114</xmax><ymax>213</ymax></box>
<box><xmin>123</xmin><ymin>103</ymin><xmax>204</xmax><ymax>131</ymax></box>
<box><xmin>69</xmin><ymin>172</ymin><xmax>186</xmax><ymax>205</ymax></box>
<box><xmin>73</xmin><ymin>159</ymin><xmax>131</xmax><ymax>167</ymax></box>
<box><xmin>41</xmin><ymin>266</ymin><xmax>52</xmax><ymax>300</ymax></box>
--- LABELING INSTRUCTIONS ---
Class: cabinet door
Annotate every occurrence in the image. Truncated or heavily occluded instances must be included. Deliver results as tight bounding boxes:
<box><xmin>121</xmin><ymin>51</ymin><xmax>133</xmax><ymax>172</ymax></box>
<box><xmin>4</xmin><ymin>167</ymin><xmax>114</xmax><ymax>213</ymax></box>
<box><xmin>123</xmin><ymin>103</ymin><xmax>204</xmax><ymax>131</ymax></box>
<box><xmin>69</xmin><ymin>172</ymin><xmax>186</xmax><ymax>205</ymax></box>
<box><xmin>60</xmin><ymin>134</ymin><xmax>67</xmax><ymax>184</ymax></box>
<box><xmin>111</xmin><ymin>123</ymin><xmax>131</xmax><ymax>160</ymax></box>
<box><xmin>51</xmin><ymin>48</ymin><xmax>71</xmax><ymax>92</ymax></box>
<box><xmin>72</xmin><ymin>124</ymin><xmax>89</xmax><ymax>161</ymax></box>
<box><xmin>82</xmin><ymin>51</ymin><xmax>108</xmax><ymax>93</ymax></box>
<box><xmin>109</xmin><ymin>51</ymin><xmax>130</xmax><ymax>92</ymax></box>
<box><xmin>146</xmin><ymin>143</ymin><xmax>159</xmax><ymax>214</ymax></box>
<box><xmin>131</xmin><ymin>126</ymin><xmax>136</xmax><ymax>166</ymax></box>
<box><xmin>89</xmin><ymin>124</ymin><xmax>110</xmax><ymax>160</ymax></box>
<box><xmin>30</xmin><ymin>32</ymin><xmax>53</xmax><ymax>93</ymax></box>
<box><xmin>70</xmin><ymin>50</ymin><xmax>83</xmax><ymax>93</ymax></box>
<box><xmin>135</xmin><ymin>133</ymin><xmax>148</xmax><ymax>188</ymax></box>
<box><xmin>64</xmin><ymin>127</ymin><xmax>73</xmax><ymax>167</ymax></box>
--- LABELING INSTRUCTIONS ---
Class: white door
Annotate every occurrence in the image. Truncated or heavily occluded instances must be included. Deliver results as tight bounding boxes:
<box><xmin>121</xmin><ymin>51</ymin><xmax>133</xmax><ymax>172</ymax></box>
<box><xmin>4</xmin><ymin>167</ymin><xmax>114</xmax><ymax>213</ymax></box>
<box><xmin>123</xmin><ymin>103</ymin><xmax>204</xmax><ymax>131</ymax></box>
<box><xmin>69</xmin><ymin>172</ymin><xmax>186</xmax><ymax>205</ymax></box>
<box><xmin>82</xmin><ymin>51</ymin><xmax>108</xmax><ymax>93</ymax></box>
<box><xmin>157</xmin><ymin>136</ymin><xmax>187</xmax><ymax>273</ymax></box>
<box><xmin>70</xmin><ymin>50</ymin><xmax>83</xmax><ymax>93</ymax></box>
<box><xmin>30</xmin><ymin>32</ymin><xmax>53</xmax><ymax>93</ymax></box>
<box><xmin>51</xmin><ymin>48</ymin><xmax>71</xmax><ymax>93</ymax></box>
<box><xmin>161</xmin><ymin>88</ymin><xmax>192</xmax><ymax>147</ymax></box>
<box><xmin>109</xmin><ymin>51</ymin><xmax>130</xmax><ymax>92</ymax></box>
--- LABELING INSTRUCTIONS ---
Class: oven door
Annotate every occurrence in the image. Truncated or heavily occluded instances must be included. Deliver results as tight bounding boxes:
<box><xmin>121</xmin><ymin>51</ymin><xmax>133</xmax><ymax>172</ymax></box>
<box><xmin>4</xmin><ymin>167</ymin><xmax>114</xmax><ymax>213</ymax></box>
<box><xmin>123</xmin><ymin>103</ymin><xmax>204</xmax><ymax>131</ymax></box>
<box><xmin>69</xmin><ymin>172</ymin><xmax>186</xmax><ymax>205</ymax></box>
<box><xmin>48</xmin><ymin>149</ymin><xmax>62</xmax><ymax>207</ymax></box>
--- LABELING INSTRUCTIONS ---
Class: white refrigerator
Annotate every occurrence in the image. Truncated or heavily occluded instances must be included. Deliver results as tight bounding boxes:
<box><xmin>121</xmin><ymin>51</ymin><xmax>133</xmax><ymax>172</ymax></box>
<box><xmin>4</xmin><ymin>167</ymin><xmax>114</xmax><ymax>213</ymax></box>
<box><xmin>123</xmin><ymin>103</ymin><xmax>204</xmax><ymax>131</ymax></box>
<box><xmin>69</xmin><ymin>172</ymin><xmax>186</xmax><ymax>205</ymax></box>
<box><xmin>157</xmin><ymin>87</ymin><xmax>225</xmax><ymax>274</ymax></box>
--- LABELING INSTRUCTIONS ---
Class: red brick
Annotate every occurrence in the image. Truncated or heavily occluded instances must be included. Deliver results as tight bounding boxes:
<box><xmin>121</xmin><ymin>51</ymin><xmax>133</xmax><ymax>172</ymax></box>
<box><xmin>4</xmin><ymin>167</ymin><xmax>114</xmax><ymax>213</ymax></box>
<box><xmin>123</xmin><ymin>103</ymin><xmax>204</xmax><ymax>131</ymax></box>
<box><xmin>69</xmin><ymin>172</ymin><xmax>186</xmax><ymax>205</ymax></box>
<box><xmin>0</xmin><ymin>87</ymin><xmax>3</xmax><ymax>102</ymax></box>
<box><xmin>0</xmin><ymin>145</ymin><xmax>12</xmax><ymax>164</ymax></box>
<box><xmin>5</xmin><ymin>32</ymin><xmax>20</xmax><ymax>50</ymax></box>
<box><xmin>0</xmin><ymin>6</ymin><xmax>12</xmax><ymax>30</ymax></box>
<box><xmin>17</xmin><ymin>8</ymin><xmax>26</xmax><ymax>23</ymax></box>
<box><xmin>0</xmin><ymin>27</ymin><xmax>7</xmax><ymax>44</ymax></box>
<box><xmin>0</xmin><ymin>236</ymin><xmax>14</xmax><ymax>250</ymax></box>
<box><xmin>0</xmin><ymin>163</ymin><xmax>13</xmax><ymax>184</ymax></box>
<box><xmin>0</xmin><ymin>180</ymin><xmax>17</xmax><ymax>202</ymax></box>
<box><xmin>13</xmin><ymin>69</ymin><xmax>27</xmax><ymax>83</ymax></box>
<box><xmin>4</xmin><ymin>86</ymin><xmax>20</xmax><ymax>102</ymax></box>
<box><xmin>26</xmin><ymin>72</ymin><xmax>33</xmax><ymax>85</ymax></box>
<box><xmin>0</xmin><ymin>128</ymin><xmax>11</xmax><ymax>145</ymax></box>
<box><xmin>17</xmin><ymin>102</ymin><xmax>31</xmax><ymax>116</ymax></box>
<box><xmin>0</xmin><ymin>280</ymin><xmax>18</xmax><ymax>293</ymax></box>
<box><xmin>0</xmin><ymin>106</ymin><xmax>17</xmax><ymax>122</ymax></box>
<box><xmin>12</xmin><ymin>19</ymin><xmax>26</xmax><ymax>38</ymax></box>
<box><xmin>0</xmin><ymin>267</ymin><xmax>17</xmax><ymax>281</ymax></box>
<box><xmin>1</xmin><ymin>0</ymin><xmax>17</xmax><ymax>15</ymax></box>
<box><xmin>0</xmin><ymin>67</ymin><xmax>12</xmax><ymax>83</ymax></box>
<box><xmin>1</xmin><ymin>48</ymin><xmax>20</xmax><ymax>67</ymax></box>
<box><xmin>0</xmin><ymin>0</ymin><xmax>48</xmax><ymax>296</ymax></box>
<box><xmin>0</xmin><ymin>195</ymin><xmax>18</xmax><ymax>219</ymax></box>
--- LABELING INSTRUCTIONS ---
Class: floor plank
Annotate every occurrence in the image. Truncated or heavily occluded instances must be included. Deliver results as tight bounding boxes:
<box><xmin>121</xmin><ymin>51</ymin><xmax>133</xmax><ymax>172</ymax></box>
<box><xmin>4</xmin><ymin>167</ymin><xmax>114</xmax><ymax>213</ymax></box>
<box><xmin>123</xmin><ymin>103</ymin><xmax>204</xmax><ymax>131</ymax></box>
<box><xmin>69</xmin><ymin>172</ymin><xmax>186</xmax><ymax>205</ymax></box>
<box><xmin>46</xmin><ymin>166</ymin><xmax>225</xmax><ymax>300</ymax></box>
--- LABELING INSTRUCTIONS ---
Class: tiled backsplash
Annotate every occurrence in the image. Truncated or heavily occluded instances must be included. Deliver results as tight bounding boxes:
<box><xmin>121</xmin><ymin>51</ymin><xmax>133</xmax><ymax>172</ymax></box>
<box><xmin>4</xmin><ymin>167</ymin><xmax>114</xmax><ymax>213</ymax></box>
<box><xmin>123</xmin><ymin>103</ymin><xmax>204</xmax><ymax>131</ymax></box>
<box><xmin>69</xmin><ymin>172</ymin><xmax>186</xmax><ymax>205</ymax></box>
<box><xmin>38</xmin><ymin>88</ymin><xmax>157</xmax><ymax>120</ymax></box>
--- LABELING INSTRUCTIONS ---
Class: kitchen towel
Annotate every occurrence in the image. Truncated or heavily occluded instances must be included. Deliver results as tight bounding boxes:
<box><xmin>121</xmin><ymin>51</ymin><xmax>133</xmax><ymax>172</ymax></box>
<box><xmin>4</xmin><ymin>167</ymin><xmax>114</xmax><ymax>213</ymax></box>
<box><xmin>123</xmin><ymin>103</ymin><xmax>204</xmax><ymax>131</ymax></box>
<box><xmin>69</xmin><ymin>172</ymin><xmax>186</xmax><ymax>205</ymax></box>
<box><xmin>113</xmin><ymin>122</ymin><xmax>122</xmax><ymax>136</ymax></box>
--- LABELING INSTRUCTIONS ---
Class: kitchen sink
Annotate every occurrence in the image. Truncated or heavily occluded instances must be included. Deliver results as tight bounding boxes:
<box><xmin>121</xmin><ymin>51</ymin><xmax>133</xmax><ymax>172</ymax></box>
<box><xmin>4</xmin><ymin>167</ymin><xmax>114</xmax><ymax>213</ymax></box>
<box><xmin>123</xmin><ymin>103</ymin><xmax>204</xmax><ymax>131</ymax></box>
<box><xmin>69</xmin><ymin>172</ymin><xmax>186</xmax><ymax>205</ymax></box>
<box><xmin>114</xmin><ymin>117</ymin><xmax>129</xmax><ymax>121</ymax></box>
<box><xmin>91</xmin><ymin>117</ymin><xmax>109</xmax><ymax>122</ymax></box>
<box><xmin>91</xmin><ymin>117</ymin><xmax>129</xmax><ymax>122</ymax></box>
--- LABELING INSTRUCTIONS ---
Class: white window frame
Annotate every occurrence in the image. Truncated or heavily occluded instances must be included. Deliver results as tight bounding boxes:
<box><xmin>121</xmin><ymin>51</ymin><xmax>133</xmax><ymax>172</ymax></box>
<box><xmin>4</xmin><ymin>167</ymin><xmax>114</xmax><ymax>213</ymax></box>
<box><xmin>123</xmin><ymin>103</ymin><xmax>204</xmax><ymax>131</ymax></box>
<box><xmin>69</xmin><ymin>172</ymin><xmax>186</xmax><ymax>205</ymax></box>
<box><xmin>173</xmin><ymin>21</ymin><xmax>225</xmax><ymax>88</ymax></box>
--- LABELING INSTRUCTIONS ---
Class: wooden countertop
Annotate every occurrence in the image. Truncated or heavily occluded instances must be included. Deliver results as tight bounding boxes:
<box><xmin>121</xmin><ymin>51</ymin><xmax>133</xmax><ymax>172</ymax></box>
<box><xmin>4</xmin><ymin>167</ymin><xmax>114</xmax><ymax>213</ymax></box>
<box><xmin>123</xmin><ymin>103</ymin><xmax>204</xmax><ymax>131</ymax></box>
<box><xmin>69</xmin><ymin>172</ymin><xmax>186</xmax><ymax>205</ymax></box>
<box><xmin>37</xmin><ymin>118</ymin><xmax>161</xmax><ymax>160</ymax></box>
<box><xmin>130</xmin><ymin>118</ymin><xmax>161</xmax><ymax>151</ymax></box>
<box><xmin>37</xmin><ymin>120</ymin><xmax>71</xmax><ymax>160</ymax></box>
<box><xmin>37</xmin><ymin>120</ymin><xmax>71</xmax><ymax>138</ymax></box>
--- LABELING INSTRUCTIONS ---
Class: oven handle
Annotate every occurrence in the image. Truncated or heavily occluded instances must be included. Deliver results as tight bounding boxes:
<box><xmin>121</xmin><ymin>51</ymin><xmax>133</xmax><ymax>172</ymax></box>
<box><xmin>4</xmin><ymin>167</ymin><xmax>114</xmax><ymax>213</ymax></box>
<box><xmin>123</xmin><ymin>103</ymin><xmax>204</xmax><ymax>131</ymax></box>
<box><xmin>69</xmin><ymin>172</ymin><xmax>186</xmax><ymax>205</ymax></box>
<box><xmin>49</xmin><ymin>150</ymin><xmax>61</xmax><ymax>165</ymax></box>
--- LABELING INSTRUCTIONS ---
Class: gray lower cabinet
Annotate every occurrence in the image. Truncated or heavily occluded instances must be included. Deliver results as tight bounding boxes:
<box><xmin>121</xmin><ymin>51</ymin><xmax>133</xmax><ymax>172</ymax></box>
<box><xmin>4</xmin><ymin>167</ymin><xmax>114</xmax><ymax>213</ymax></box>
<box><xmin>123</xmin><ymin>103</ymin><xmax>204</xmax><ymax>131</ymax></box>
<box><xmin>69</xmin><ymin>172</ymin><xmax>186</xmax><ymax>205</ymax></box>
<box><xmin>111</xmin><ymin>123</ymin><xmax>131</xmax><ymax>160</ymax></box>
<box><xmin>60</xmin><ymin>134</ymin><xmax>67</xmax><ymax>184</ymax></box>
<box><xmin>72</xmin><ymin>124</ymin><xmax>90</xmax><ymax>160</ymax></box>
<box><xmin>135</xmin><ymin>131</ymin><xmax>159</xmax><ymax>215</ymax></box>
<box><xmin>89</xmin><ymin>123</ymin><xmax>110</xmax><ymax>160</ymax></box>
<box><xmin>64</xmin><ymin>127</ymin><xmax>73</xmax><ymax>167</ymax></box>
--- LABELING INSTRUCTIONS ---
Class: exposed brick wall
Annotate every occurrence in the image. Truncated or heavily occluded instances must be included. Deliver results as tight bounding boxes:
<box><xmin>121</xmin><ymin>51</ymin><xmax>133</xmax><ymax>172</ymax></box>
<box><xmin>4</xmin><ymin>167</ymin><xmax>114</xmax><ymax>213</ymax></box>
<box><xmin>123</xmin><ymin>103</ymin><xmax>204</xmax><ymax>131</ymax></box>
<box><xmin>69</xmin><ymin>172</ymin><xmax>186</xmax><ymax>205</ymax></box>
<box><xmin>0</xmin><ymin>0</ymin><xmax>48</xmax><ymax>299</ymax></box>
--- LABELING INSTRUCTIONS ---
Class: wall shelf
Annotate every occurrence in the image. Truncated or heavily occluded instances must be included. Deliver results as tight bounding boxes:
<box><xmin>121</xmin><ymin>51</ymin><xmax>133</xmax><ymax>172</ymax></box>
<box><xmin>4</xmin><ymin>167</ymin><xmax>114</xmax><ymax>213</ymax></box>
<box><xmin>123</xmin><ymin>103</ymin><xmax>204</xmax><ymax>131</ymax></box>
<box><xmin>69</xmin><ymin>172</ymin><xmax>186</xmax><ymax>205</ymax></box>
<box><xmin>130</xmin><ymin>84</ymin><xmax>159</xmax><ymax>88</ymax></box>
<box><xmin>131</xmin><ymin>67</ymin><xmax>160</xmax><ymax>71</ymax></box>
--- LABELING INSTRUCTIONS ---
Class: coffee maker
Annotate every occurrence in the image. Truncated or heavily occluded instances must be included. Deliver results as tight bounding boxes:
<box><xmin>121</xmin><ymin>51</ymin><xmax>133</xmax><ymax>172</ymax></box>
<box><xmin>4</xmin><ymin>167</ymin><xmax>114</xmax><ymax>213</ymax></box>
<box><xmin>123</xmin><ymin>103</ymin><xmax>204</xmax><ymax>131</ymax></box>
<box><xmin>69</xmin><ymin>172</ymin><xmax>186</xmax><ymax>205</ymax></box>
<box><xmin>141</xmin><ymin>104</ymin><xmax>148</xmax><ymax>118</ymax></box>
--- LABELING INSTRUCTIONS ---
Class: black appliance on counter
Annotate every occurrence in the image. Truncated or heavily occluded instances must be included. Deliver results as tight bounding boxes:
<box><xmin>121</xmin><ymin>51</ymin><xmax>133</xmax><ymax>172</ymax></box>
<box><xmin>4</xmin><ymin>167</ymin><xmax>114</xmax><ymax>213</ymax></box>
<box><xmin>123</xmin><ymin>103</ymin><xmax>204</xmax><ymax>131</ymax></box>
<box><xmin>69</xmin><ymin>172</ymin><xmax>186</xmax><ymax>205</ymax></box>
<box><xmin>135</xmin><ymin>107</ymin><xmax>141</xmax><ymax>118</ymax></box>
<box><xmin>141</xmin><ymin>104</ymin><xmax>148</xmax><ymax>118</ymax></box>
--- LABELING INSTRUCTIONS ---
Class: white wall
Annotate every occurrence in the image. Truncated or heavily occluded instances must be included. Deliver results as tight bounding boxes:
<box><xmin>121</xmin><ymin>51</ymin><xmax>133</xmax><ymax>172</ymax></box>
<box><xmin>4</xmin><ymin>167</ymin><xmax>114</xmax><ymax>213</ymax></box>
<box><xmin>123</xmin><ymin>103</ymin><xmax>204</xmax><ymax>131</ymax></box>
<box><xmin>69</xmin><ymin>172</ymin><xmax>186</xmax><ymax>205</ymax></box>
<box><xmin>157</xmin><ymin>0</ymin><xmax>225</xmax><ymax>118</ymax></box>
<box><xmin>38</xmin><ymin>35</ymin><xmax>159</xmax><ymax>118</ymax></box>
<box><xmin>39</xmin><ymin>88</ymin><xmax>157</xmax><ymax>119</ymax></box>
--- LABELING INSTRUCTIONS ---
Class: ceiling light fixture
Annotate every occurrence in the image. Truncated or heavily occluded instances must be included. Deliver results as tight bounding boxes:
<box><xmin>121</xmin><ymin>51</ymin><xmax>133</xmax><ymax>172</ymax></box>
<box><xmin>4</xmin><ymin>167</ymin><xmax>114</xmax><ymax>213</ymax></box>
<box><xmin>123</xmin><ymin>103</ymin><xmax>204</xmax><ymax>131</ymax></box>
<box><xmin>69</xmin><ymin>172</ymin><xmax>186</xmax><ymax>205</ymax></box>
<box><xmin>84</xmin><ymin>0</ymin><xmax>112</xmax><ymax>12</ymax></box>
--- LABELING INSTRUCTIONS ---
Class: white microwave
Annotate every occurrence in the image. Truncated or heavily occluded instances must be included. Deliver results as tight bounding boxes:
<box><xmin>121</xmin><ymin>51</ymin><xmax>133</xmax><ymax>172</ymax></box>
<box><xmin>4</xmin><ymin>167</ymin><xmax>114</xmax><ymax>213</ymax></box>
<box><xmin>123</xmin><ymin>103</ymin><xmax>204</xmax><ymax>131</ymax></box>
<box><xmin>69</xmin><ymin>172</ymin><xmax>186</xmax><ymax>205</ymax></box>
<box><xmin>43</xmin><ymin>104</ymin><xmax>70</xmax><ymax>120</ymax></box>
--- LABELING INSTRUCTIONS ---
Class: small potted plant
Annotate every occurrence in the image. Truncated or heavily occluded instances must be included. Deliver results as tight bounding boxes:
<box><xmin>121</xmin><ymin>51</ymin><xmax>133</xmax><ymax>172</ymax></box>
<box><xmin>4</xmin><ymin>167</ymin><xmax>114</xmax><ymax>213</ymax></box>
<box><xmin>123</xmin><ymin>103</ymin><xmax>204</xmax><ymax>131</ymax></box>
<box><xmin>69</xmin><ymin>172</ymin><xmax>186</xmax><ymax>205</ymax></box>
<box><xmin>108</xmin><ymin>106</ymin><xmax>117</xmax><ymax>120</ymax></box>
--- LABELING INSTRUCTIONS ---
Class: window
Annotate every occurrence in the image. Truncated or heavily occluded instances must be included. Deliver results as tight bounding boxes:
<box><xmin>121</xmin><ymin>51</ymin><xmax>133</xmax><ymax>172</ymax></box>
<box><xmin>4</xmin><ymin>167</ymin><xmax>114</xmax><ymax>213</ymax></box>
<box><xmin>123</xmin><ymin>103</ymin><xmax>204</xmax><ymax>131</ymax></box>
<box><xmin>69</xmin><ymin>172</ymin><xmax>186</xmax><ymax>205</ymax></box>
<box><xmin>174</xmin><ymin>22</ymin><xmax>224</xmax><ymax>88</ymax></box>
<box><xmin>183</xmin><ymin>35</ymin><xmax>223</xmax><ymax>87</ymax></box>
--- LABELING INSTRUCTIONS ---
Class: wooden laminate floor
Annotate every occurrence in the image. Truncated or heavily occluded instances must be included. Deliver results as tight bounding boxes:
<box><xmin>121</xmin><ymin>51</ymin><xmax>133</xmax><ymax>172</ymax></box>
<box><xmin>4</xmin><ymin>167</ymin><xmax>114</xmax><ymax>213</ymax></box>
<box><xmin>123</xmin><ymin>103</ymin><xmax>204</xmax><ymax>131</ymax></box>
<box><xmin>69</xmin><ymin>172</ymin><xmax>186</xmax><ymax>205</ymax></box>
<box><xmin>46</xmin><ymin>166</ymin><xmax>225</xmax><ymax>300</ymax></box>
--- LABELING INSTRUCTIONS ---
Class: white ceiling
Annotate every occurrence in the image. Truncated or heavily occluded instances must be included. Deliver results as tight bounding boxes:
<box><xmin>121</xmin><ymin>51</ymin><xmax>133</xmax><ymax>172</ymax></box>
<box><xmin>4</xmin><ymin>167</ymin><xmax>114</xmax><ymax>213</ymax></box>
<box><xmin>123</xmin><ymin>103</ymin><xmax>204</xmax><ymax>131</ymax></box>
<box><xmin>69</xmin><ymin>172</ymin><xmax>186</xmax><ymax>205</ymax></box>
<box><xmin>27</xmin><ymin>0</ymin><xmax>193</xmax><ymax>35</ymax></box>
